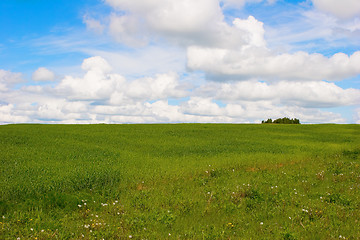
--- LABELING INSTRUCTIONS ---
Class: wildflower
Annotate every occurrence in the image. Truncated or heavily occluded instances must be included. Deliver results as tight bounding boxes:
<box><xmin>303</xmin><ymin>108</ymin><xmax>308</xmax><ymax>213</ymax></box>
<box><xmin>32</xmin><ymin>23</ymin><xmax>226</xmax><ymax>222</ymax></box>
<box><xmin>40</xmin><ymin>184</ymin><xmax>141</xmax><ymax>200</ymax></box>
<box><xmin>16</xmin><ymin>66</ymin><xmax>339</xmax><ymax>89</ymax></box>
<box><xmin>2</xmin><ymin>216</ymin><xmax>5</xmax><ymax>219</ymax></box>
<box><xmin>41</xmin><ymin>229</ymin><xmax>44</xmax><ymax>232</ymax></box>
<box><xmin>30</xmin><ymin>228</ymin><xmax>33</xmax><ymax>231</ymax></box>
<box><xmin>289</xmin><ymin>217</ymin><xmax>291</xmax><ymax>219</ymax></box>
<box><xmin>260</xmin><ymin>222</ymin><xmax>263</xmax><ymax>225</ymax></box>
<box><xmin>78</xmin><ymin>205</ymin><xmax>82</xmax><ymax>208</ymax></box>
<box><xmin>129</xmin><ymin>235</ymin><xmax>132</xmax><ymax>238</ymax></box>
<box><xmin>169</xmin><ymin>233</ymin><xmax>171</xmax><ymax>236</ymax></box>
<box><xmin>17</xmin><ymin>238</ymin><xmax>20</xmax><ymax>240</ymax></box>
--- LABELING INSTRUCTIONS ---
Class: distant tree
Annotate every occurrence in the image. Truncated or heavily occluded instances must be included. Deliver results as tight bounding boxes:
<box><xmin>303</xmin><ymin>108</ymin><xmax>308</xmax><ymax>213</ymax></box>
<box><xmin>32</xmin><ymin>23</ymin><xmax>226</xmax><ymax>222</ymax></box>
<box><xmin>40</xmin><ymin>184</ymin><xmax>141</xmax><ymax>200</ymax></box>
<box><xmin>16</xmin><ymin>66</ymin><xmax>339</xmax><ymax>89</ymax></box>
<box><xmin>262</xmin><ymin>117</ymin><xmax>300</xmax><ymax>124</ymax></box>
<box><xmin>265</xmin><ymin>118</ymin><xmax>272</xmax><ymax>123</ymax></box>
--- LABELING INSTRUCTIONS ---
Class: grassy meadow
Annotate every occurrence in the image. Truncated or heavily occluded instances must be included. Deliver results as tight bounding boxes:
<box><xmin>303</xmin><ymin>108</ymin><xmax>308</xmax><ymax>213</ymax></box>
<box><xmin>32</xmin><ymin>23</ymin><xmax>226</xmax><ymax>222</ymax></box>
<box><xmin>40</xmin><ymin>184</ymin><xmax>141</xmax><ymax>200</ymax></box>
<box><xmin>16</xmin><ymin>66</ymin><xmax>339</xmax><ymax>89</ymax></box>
<box><xmin>0</xmin><ymin>124</ymin><xmax>359</xmax><ymax>239</ymax></box>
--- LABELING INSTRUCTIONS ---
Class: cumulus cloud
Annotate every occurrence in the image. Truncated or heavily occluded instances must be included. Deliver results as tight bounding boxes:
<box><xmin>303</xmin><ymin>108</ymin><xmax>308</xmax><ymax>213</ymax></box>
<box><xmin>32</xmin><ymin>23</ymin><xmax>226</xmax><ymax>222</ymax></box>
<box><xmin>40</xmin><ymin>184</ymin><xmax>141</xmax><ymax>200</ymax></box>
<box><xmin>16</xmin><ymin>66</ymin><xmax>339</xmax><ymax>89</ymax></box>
<box><xmin>54</xmin><ymin>56</ymin><xmax>188</xmax><ymax>103</ymax></box>
<box><xmin>0</xmin><ymin>104</ymin><xmax>30</xmax><ymax>123</ymax></box>
<box><xmin>32</xmin><ymin>67</ymin><xmax>55</xmax><ymax>82</ymax></box>
<box><xmin>1</xmin><ymin>55</ymin><xmax>359</xmax><ymax>124</ymax></box>
<box><xmin>312</xmin><ymin>0</ymin><xmax>360</xmax><ymax>19</ymax></box>
<box><xmin>186</xmin><ymin>14</ymin><xmax>360</xmax><ymax>82</ymax></box>
<box><xmin>105</xmin><ymin>0</ymin><xmax>249</xmax><ymax>48</ymax></box>
<box><xmin>106</xmin><ymin>0</ymin><xmax>223</xmax><ymax>33</ymax></box>
<box><xmin>0</xmin><ymin>70</ymin><xmax>23</xmax><ymax>91</ymax></box>
<box><xmin>188</xmin><ymin>47</ymin><xmax>360</xmax><ymax>81</ymax></box>
<box><xmin>195</xmin><ymin>80</ymin><xmax>360</xmax><ymax>108</ymax></box>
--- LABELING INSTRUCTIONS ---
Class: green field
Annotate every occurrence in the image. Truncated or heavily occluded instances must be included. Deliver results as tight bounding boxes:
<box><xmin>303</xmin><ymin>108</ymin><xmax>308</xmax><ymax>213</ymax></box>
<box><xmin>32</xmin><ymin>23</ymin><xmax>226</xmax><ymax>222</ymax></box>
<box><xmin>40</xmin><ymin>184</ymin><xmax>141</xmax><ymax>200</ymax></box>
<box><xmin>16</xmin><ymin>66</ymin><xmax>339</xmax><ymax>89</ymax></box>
<box><xmin>1</xmin><ymin>124</ymin><xmax>359</xmax><ymax>239</ymax></box>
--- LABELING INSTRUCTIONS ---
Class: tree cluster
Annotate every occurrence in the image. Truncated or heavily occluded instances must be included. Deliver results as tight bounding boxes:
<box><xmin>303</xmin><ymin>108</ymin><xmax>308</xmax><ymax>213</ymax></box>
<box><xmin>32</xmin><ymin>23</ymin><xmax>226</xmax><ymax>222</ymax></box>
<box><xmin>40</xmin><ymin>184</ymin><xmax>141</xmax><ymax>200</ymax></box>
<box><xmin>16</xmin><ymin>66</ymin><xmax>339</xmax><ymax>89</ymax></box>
<box><xmin>262</xmin><ymin>117</ymin><xmax>300</xmax><ymax>124</ymax></box>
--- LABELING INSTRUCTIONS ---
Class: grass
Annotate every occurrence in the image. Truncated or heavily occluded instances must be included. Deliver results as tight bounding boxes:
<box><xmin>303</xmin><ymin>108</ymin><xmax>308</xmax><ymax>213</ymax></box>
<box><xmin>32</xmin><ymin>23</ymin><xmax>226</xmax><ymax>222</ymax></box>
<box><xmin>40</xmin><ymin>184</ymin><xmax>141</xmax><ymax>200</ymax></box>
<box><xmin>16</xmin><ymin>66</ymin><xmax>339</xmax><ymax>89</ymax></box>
<box><xmin>0</xmin><ymin>124</ymin><xmax>359</xmax><ymax>239</ymax></box>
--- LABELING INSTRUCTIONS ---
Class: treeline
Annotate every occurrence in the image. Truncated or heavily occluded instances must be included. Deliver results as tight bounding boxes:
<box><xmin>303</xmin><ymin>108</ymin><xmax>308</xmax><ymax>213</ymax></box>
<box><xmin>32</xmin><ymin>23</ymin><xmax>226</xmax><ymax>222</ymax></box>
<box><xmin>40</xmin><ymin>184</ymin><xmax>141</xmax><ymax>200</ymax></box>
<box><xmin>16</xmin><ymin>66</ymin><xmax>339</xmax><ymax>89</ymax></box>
<box><xmin>262</xmin><ymin>117</ymin><xmax>300</xmax><ymax>124</ymax></box>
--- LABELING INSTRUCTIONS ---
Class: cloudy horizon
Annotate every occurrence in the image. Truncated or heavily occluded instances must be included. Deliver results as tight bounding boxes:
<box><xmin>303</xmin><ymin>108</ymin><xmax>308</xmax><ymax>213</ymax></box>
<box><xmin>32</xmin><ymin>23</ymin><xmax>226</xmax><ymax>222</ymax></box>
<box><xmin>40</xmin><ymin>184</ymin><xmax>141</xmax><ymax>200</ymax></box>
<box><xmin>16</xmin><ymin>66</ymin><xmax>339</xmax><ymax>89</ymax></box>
<box><xmin>1</xmin><ymin>0</ymin><xmax>359</xmax><ymax>124</ymax></box>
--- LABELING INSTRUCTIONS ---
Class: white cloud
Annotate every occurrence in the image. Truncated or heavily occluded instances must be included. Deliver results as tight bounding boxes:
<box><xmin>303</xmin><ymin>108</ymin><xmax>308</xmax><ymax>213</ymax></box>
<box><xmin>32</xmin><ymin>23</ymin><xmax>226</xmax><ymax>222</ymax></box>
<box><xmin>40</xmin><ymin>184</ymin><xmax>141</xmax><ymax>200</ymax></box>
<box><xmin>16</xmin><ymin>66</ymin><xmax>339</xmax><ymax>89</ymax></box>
<box><xmin>355</xmin><ymin>108</ymin><xmax>360</xmax><ymax>124</ymax></box>
<box><xmin>108</xmin><ymin>14</ymin><xmax>147</xmax><ymax>47</ymax></box>
<box><xmin>105</xmin><ymin>0</ymin><xmax>247</xmax><ymax>48</ymax></box>
<box><xmin>233</xmin><ymin>16</ymin><xmax>266</xmax><ymax>48</ymax></box>
<box><xmin>55</xmin><ymin>57</ymin><xmax>122</xmax><ymax>101</ymax></box>
<box><xmin>81</xmin><ymin>56</ymin><xmax>112</xmax><ymax>73</ymax></box>
<box><xmin>0</xmin><ymin>70</ymin><xmax>23</xmax><ymax>91</ymax></box>
<box><xmin>1</xmin><ymin>55</ymin><xmax>358</xmax><ymax>124</ymax></box>
<box><xmin>195</xmin><ymin>80</ymin><xmax>360</xmax><ymax>108</ymax></box>
<box><xmin>85</xmin><ymin>45</ymin><xmax>186</xmax><ymax>78</ymax></box>
<box><xmin>312</xmin><ymin>0</ymin><xmax>360</xmax><ymax>19</ymax></box>
<box><xmin>106</xmin><ymin>0</ymin><xmax>223</xmax><ymax>33</ymax></box>
<box><xmin>83</xmin><ymin>15</ymin><xmax>105</xmax><ymax>34</ymax></box>
<box><xmin>0</xmin><ymin>104</ymin><xmax>30</xmax><ymax>123</ymax></box>
<box><xmin>221</xmin><ymin>0</ymin><xmax>264</xmax><ymax>9</ymax></box>
<box><xmin>181</xmin><ymin>97</ymin><xmax>224</xmax><ymax>116</ymax></box>
<box><xmin>53</xmin><ymin>56</ymin><xmax>188</xmax><ymax>103</ymax></box>
<box><xmin>112</xmin><ymin>72</ymin><xmax>187</xmax><ymax>103</ymax></box>
<box><xmin>32</xmin><ymin>67</ymin><xmax>55</xmax><ymax>82</ymax></box>
<box><xmin>187</xmin><ymin>44</ymin><xmax>360</xmax><ymax>81</ymax></box>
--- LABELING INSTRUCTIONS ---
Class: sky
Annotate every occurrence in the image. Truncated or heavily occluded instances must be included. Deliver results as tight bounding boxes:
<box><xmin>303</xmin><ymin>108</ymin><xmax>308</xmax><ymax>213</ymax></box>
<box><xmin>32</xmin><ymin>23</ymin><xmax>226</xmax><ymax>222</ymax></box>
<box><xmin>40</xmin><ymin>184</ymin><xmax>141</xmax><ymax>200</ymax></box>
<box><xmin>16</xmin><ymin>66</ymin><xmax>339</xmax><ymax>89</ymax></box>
<box><xmin>0</xmin><ymin>0</ymin><xmax>359</xmax><ymax>124</ymax></box>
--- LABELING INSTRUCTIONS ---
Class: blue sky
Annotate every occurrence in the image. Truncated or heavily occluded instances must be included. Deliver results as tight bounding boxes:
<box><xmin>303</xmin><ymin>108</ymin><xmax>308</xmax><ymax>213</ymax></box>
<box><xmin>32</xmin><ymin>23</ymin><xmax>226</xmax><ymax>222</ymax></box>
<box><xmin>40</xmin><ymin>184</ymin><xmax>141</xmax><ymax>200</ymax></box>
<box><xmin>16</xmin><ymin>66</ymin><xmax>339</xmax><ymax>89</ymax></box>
<box><xmin>0</xmin><ymin>0</ymin><xmax>359</xmax><ymax>124</ymax></box>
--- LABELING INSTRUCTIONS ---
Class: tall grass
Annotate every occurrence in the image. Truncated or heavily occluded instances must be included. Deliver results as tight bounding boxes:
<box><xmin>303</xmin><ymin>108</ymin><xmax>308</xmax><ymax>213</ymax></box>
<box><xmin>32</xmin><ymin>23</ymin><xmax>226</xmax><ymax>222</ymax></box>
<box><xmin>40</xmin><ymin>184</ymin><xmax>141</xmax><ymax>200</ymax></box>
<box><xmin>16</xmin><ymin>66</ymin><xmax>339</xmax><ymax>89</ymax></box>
<box><xmin>0</xmin><ymin>124</ymin><xmax>359</xmax><ymax>239</ymax></box>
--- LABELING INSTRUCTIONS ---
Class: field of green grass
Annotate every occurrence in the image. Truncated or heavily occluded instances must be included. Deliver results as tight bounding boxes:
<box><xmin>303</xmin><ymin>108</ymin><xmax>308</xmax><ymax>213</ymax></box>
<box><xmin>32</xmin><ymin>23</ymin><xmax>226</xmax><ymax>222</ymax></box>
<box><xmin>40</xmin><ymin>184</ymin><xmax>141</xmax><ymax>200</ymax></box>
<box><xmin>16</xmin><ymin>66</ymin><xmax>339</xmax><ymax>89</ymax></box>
<box><xmin>0</xmin><ymin>124</ymin><xmax>359</xmax><ymax>239</ymax></box>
